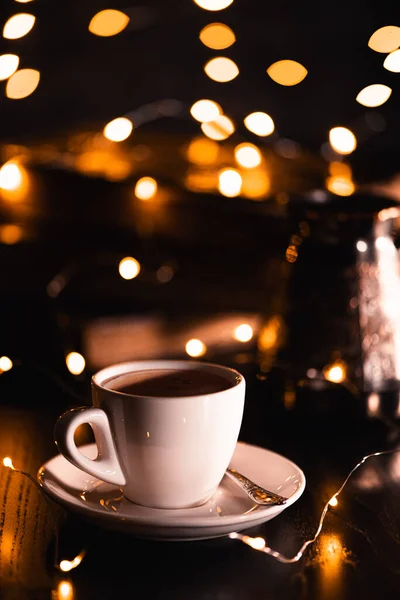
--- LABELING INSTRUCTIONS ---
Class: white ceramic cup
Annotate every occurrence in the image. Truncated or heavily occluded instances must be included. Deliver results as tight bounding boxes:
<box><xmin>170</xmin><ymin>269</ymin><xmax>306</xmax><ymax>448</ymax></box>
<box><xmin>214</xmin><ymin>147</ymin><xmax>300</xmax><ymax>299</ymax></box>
<box><xmin>54</xmin><ymin>360</ymin><xmax>246</xmax><ymax>509</ymax></box>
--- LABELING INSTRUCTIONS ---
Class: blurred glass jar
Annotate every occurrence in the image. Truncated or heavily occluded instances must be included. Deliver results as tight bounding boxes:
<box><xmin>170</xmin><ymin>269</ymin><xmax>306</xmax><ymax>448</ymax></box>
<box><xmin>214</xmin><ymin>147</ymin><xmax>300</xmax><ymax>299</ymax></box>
<box><xmin>259</xmin><ymin>190</ymin><xmax>400</xmax><ymax>420</ymax></box>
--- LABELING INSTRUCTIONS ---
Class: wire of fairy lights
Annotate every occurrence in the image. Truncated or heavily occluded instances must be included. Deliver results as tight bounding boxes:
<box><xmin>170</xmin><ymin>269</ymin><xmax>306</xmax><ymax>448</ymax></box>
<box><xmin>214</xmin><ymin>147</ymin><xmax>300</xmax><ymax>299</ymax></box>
<box><xmin>229</xmin><ymin>446</ymin><xmax>400</xmax><ymax>561</ymax></box>
<box><xmin>2</xmin><ymin>357</ymin><xmax>400</xmax><ymax>574</ymax></box>
<box><xmin>3</xmin><ymin>439</ymin><xmax>400</xmax><ymax>571</ymax></box>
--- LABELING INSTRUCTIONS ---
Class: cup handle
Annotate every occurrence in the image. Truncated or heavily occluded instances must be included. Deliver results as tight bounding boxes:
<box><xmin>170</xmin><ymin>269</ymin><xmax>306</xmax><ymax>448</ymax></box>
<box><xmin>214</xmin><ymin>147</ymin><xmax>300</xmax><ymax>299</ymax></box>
<box><xmin>54</xmin><ymin>407</ymin><xmax>126</xmax><ymax>486</ymax></box>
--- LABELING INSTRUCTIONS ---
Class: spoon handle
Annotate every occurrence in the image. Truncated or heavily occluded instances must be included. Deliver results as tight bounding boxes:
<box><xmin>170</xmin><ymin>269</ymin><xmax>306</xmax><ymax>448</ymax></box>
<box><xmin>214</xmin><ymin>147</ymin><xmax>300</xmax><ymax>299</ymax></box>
<box><xmin>226</xmin><ymin>468</ymin><xmax>288</xmax><ymax>506</ymax></box>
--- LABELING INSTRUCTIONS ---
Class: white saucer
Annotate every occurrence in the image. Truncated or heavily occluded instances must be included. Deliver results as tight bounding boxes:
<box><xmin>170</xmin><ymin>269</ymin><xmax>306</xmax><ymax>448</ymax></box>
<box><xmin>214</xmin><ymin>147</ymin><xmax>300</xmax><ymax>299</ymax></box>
<box><xmin>38</xmin><ymin>441</ymin><xmax>306</xmax><ymax>541</ymax></box>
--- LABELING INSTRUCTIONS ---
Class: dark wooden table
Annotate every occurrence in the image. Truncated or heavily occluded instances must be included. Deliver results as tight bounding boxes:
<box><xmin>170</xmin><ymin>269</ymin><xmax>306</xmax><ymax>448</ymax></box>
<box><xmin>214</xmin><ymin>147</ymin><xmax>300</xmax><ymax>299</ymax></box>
<box><xmin>1</xmin><ymin>357</ymin><xmax>400</xmax><ymax>600</ymax></box>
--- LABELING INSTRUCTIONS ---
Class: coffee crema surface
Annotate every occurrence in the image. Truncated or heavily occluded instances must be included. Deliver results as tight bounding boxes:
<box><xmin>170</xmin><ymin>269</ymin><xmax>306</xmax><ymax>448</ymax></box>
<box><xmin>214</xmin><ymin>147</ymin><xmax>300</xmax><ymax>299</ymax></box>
<box><xmin>104</xmin><ymin>369</ymin><xmax>233</xmax><ymax>397</ymax></box>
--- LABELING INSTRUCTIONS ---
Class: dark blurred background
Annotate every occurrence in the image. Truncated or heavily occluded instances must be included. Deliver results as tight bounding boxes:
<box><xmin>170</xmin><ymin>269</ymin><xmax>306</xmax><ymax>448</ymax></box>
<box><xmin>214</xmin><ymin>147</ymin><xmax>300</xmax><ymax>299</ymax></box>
<box><xmin>1</xmin><ymin>0</ymin><xmax>400</xmax><ymax>425</ymax></box>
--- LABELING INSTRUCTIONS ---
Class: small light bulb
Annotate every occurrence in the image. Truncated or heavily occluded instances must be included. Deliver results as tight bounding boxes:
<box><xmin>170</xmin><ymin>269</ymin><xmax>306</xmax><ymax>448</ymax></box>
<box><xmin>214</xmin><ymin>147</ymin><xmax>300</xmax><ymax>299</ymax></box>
<box><xmin>247</xmin><ymin>536</ymin><xmax>266</xmax><ymax>550</ymax></box>
<box><xmin>3</xmin><ymin>457</ymin><xmax>14</xmax><ymax>469</ymax></box>
<box><xmin>59</xmin><ymin>552</ymin><xmax>85</xmax><ymax>572</ymax></box>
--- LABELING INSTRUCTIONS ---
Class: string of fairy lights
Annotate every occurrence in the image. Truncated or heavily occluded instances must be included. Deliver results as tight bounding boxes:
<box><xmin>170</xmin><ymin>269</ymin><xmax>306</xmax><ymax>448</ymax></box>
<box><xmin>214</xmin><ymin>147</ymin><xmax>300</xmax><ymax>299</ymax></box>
<box><xmin>0</xmin><ymin>2</ymin><xmax>398</xmax><ymax>204</ymax></box>
<box><xmin>0</xmin><ymin>10</ymin><xmax>397</xmax><ymax>372</ymax></box>
<box><xmin>93</xmin><ymin>7</ymin><xmax>400</xmax><ymax>200</ymax></box>
<box><xmin>0</xmin><ymin>8</ymin><xmax>396</xmax><ymax>388</ymax></box>
<box><xmin>0</xmin><ymin>2</ymin><xmax>399</xmax><ymax>202</ymax></box>
<box><xmin>2</xmin><ymin>422</ymin><xmax>400</xmax><ymax>599</ymax></box>
<box><xmin>0</xmin><ymin>0</ymin><xmax>398</xmax><ymax>378</ymax></box>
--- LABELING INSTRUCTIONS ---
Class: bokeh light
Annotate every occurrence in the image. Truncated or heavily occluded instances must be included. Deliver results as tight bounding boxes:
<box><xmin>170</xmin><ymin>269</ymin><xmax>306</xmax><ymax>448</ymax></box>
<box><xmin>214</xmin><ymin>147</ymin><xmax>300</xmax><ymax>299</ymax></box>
<box><xmin>204</xmin><ymin>57</ymin><xmax>239</xmax><ymax>82</ymax></box>
<box><xmin>0</xmin><ymin>162</ymin><xmax>22</xmax><ymax>190</ymax></box>
<box><xmin>218</xmin><ymin>168</ymin><xmax>242</xmax><ymax>197</ymax></box>
<box><xmin>326</xmin><ymin>160</ymin><xmax>355</xmax><ymax>196</ymax></box>
<box><xmin>190</xmin><ymin>99</ymin><xmax>222</xmax><ymax>123</ymax></box>
<box><xmin>0</xmin><ymin>54</ymin><xmax>19</xmax><ymax>81</ymax></box>
<box><xmin>325</xmin><ymin>176</ymin><xmax>355</xmax><ymax>196</ymax></box>
<box><xmin>275</xmin><ymin>138</ymin><xmax>301</xmax><ymax>159</ymax></box>
<box><xmin>241</xmin><ymin>170</ymin><xmax>270</xmax><ymax>200</ymax></box>
<box><xmin>0</xmin><ymin>356</ymin><xmax>13</xmax><ymax>372</ymax></box>
<box><xmin>383</xmin><ymin>49</ymin><xmax>400</xmax><ymax>72</ymax></box>
<box><xmin>286</xmin><ymin>245</ymin><xmax>298</xmax><ymax>263</ymax></box>
<box><xmin>201</xmin><ymin>115</ymin><xmax>235</xmax><ymax>140</ymax></box>
<box><xmin>258</xmin><ymin>315</ymin><xmax>283</xmax><ymax>351</ymax></box>
<box><xmin>187</xmin><ymin>137</ymin><xmax>220</xmax><ymax>165</ymax></box>
<box><xmin>244</xmin><ymin>112</ymin><xmax>274</xmax><ymax>137</ymax></box>
<box><xmin>0</xmin><ymin>224</ymin><xmax>23</xmax><ymax>245</ymax></box>
<box><xmin>118</xmin><ymin>257</ymin><xmax>141</xmax><ymax>280</ymax></box>
<box><xmin>356</xmin><ymin>240</ymin><xmax>368</xmax><ymax>253</ymax></box>
<box><xmin>185</xmin><ymin>339</ymin><xmax>206</xmax><ymax>357</ymax></box>
<box><xmin>324</xmin><ymin>362</ymin><xmax>346</xmax><ymax>383</ymax></box>
<box><xmin>6</xmin><ymin>69</ymin><xmax>40</xmax><ymax>99</ymax></box>
<box><xmin>75</xmin><ymin>149</ymin><xmax>132</xmax><ymax>181</ymax></box>
<box><xmin>234</xmin><ymin>143</ymin><xmax>261</xmax><ymax>168</ymax></box>
<box><xmin>356</xmin><ymin>84</ymin><xmax>392</xmax><ymax>107</ymax></box>
<box><xmin>185</xmin><ymin>170</ymin><xmax>218</xmax><ymax>193</ymax></box>
<box><xmin>103</xmin><ymin>117</ymin><xmax>133</xmax><ymax>142</ymax></box>
<box><xmin>134</xmin><ymin>177</ymin><xmax>157</xmax><ymax>200</ymax></box>
<box><xmin>89</xmin><ymin>10</ymin><xmax>129</xmax><ymax>37</ymax></box>
<box><xmin>328</xmin><ymin>127</ymin><xmax>357</xmax><ymax>155</ymax></box>
<box><xmin>66</xmin><ymin>352</ymin><xmax>85</xmax><ymax>376</ymax></box>
<box><xmin>57</xmin><ymin>581</ymin><xmax>74</xmax><ymax>600</ymax></box>
<box><xmin>329</xmin><ymin>161</ymin><xmax>352</xmax><ymax>178</ymax></box>
<box><xmin>267</xmin><ymin>60</ymin><xmax>308</xmax><ymax>86</ymax></box>
<box><xmin>156</xmin><ymin>265</ymin><xmax>174</xmax><ymax>283</ymax></box>
<box><xmin>199</xmin><ymin>23</ymin><xmax>236</xmax><ymax>49</ymax></box>
<box><xmin>233</xmin><ymin>324</ymin><xmax>254</xmax><ymax>342</ymax></box>
<box><xmin>368</xmin><ymin>26</ymin><xmax>400</xmax><ymax>53</ymax></box>
<box><xmin>194</xmin><ymin>0</ymin><xmax>234</xmax><ymax>10</ymax></box>
<box><xmin>326</xmin><ymin>366</ymin><xmax>343</xmax><ymax>382</ymax></box>
<box><xmin>3</xmin><ymin>14</ymin><xmax>35</xmax><ymax>39</ymax></box>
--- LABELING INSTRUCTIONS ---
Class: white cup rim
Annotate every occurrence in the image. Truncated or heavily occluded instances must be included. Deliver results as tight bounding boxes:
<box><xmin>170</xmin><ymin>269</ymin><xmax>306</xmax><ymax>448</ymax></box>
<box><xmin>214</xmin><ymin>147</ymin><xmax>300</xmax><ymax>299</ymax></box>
<box><xmin>92</xmin><ymin>359</ymin><xmax>244</xmax><ymax>400</ymax></box>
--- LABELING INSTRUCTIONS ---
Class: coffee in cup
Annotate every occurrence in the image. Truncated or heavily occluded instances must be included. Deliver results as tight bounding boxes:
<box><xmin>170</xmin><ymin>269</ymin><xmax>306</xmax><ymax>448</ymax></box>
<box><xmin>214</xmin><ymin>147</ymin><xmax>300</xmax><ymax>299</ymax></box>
<box><xmin>54</xmin><ymin>360</ymin><xmax>245</xmax><ymax>509</ymax></box>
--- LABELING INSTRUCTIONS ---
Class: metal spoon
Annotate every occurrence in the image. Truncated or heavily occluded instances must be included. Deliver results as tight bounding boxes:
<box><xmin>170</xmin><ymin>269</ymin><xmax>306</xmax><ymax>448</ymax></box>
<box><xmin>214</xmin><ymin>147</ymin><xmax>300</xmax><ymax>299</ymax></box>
<box><xmin>225</xmin><ymin>468</ymin><xmax>288</xmax><ymax>506</ymax></box>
